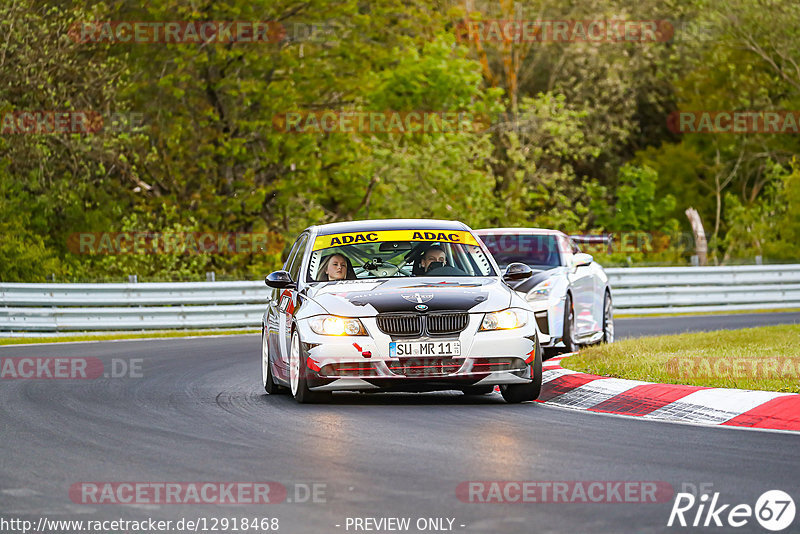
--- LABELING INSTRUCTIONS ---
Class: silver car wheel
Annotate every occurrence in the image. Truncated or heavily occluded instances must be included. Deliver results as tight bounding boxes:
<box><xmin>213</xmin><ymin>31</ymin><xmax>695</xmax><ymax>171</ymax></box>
<box><xmin>603</xmin><ymin>294</ymin><xmax>614</xmax><ymax>343</ymax></box>
<box><xmin>567</xmin><ymin>303</ymin><xmax>576</xmax><ymax>345</ymax></box>
<box><xmin>290</xmin><ymin>331</ymin><xmax>300</xmax><ymax>396</ymax></box>
<box><xmin>261</xmin><ymin>328</ymin><xmax>269</xmax><ymax>389</ymax></box>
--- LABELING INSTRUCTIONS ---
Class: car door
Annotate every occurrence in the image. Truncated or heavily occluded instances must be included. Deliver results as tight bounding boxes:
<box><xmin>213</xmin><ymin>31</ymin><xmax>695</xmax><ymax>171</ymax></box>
<box><xmin>588</xmin><ymin>260</ymin><xmax>607</xmax><ymax>331</ymax></box>
<box><xmin>278</xmin><ymin>233</ymin><xmax>309</xmax><ymax>375</ymax></box>
<box><xmin>268</xmin><ymin>233</ymin><xmax>308</xmax><ymax>378</ymax></box>
<box><xmin>563</xmin><ymin>236</ymin><xmax>597</xmax><ymax>336</ymax></box>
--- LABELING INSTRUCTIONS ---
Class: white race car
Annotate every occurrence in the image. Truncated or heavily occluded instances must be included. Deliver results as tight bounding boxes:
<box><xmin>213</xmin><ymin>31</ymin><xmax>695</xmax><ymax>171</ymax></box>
<box><xmin>261</xmin><ymin>219</ymin><xmax>547</xmax><ymax>403</ymax></box>
<box><xmin>476</xmin><ymin>228</ymin><xmax>614</xmax><ymax>353</ymax></box>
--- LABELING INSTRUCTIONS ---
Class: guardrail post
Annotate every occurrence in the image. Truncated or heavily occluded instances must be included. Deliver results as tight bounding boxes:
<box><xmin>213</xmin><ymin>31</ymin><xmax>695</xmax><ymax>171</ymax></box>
<box><xmin>206</xmin><ymin>272</ymin><xmax>216</xmax><ymax>282</ymax></box>
<box><xmin>128</xmin><ymin>275</ymin><xmax>138</xmax><ymax>283</ymax></box>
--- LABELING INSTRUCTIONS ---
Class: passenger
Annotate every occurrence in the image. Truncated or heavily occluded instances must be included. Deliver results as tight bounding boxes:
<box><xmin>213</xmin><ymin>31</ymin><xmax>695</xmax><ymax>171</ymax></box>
<box><xmin>317</xmin><ymin>253</ymin><xmax>357</xmax><ymax>281</ymax></box>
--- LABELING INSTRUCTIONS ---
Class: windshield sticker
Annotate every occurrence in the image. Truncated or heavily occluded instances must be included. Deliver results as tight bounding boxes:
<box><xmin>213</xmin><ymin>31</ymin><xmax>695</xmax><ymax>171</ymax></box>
<box><xmin>312</xmin><ymin>230</ymin><xmax>479</xmax><ymax>250</ymax></box>
<box><xmin>316</xmin><ymin>281</ymin><xmax>383</xmax><ymax>294</ymax></box>
<box><xmin>401</xmin><ymin>281</ymin><xmax>485</xmax><ymax>288</ymax></box>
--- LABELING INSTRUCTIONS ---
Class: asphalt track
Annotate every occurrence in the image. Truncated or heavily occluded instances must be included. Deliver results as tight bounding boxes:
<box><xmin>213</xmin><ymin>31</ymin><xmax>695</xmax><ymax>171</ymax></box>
<box><xmin>1</xmin><ymin>313</ymin><xmax>799</xmax><ymax>534</ymax></box>
<box><xmin>616</xmin><ymin>311</ymin><xmax>800</xmax><ymax>339</ymax></box>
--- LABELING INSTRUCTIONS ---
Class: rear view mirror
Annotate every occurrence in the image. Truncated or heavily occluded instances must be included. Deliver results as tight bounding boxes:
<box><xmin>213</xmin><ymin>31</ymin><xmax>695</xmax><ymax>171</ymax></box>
<box><xmin>572</xmin><ymin>253</ymin><xmax>593</xmax><ymax>268</ymax></box>
<box><xmin>503</xmin><ymin>262</ymin><xmax>533</xmax><ymax>281</ymax></box>
<box><xmin>379</xmin><ymin>241</ymin><xmax>412</xmax><ymax>252</ymax></box>
<box><xmin>265</xmin><ymin>270</ymin><xmax>297</xmax><ymax>289</ymax></box>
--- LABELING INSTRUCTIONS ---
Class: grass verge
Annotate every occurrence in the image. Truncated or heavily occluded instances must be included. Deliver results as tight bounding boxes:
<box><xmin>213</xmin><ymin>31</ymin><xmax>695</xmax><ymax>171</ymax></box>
<box><xmin>564</xmin><ymin>324</ymin><xmax>800</xmax><ymax>393</ymax></box>
<box><xmin>0</xmin><ymin>329</ymin><xmax>259</xmax><ymax>346</ymax></box>
<box><xmin>614</xmin><ymin>308</ymin><xmax>800</xmax><ymax>319</ymax></box>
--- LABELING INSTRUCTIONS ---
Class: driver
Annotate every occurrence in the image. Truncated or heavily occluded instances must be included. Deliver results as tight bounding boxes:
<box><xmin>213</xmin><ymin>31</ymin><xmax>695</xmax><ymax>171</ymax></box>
<box><xmin>420</xmin><ymin>246</ymin><xmax>447</xmax><ymax>272</ymax></box>
<box><xmin>420</xmin><ymin>245</ymin><xmax>465</xmax><ymax>276</ymax></box>
<box><xmin>317</xmin><ymin>253</ymin><xmax>356</xmax><ymax>281</ymax></box>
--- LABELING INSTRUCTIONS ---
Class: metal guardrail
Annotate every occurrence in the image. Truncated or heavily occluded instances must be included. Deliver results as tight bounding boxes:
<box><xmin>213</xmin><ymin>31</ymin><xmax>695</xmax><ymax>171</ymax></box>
<box><xmin>2</xmin><ymin>264</ymin><xmax>800</xmax><ymax>332</ymax></box>
<box><xmin>607</xmin><ymin>264</ymin><xmax>800</xmax><ymax>315</ymax></box>
<box><xmin>0</xmin><ymin>281</ymin><xmax>269</xmax><ymax>332</ymax></box>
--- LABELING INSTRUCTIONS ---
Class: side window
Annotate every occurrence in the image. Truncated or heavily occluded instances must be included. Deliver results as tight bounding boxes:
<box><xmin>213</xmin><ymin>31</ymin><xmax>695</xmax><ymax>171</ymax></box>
<box><xmin>282</xmin><ymin>234</ymin><xmax>304</xmax><ymax>268</ymax></box>
<box><xmin>557</xmin><ymin>235</ymin><xmax>572</xmax><ymax>266</ymax></box>
<box><xmin>283</xmin><ymin>238</ymin><xmax>302</xmax><ymax>271</ymax></box>
<box><xmin>287</xmin><ymin>234</ymin><xmax>308</xmax><ymax>281</ymax></box>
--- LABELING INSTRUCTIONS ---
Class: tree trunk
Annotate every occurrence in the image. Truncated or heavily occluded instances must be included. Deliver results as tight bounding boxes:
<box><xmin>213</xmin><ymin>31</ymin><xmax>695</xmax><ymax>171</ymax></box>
<box><xmin>685</xmin><ymin>208</ymin><xmax>708</xmax><ymax>266</ymax></box>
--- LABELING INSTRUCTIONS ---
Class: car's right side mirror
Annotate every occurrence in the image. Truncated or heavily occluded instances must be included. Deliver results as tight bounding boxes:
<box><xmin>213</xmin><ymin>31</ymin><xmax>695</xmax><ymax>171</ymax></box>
<box><xmin>265</xmin><ymin>270</ymin><xmax>297</xmax><ymax>289</ymax></box>
<box><xmin>503</xmin><ymin>262</ymin><xmax>533</xmax><ymax>282</ymax></box>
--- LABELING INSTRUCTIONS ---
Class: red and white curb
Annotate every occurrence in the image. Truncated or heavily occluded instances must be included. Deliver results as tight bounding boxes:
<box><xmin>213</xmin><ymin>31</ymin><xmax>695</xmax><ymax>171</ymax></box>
<box><xmin>536</xmin><ymin>355</ymin><xmax>800</xmax><ymax>433</ymax></box>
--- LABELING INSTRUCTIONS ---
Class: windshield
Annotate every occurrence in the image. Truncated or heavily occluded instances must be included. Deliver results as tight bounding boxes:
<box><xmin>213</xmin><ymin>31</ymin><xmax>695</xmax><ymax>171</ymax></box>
<box><xmin>479</xmin><ymin>233</ymin><xmax>563</xmax><ymax>269</ymax></box>
<box><xmin>307</xmin><ymin>232</ymin><xmax>496</xmax><ymax>281</ymax></box>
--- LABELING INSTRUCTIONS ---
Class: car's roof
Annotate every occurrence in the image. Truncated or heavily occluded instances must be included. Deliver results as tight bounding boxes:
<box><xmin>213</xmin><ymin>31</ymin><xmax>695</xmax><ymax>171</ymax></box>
<box><xmin>312</xmin><ymin>219</ymin><xmax>472</xmax><ymax>236</ymax></box>
<box><xmin>476</xmin><ymin>227</ymin><xmax>566</xmax><ymax>237</ymax></box>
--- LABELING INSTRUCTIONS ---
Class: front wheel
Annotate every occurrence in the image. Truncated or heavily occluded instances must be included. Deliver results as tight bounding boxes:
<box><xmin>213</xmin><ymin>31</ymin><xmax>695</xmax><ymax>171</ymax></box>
<box><xmin>289</xmin><ymin>330</ymin><xmax>332</xmax><ymax>404</ymax></box>
<box><xmin>501</xmin><ymin>337</ymin><xmax>542</xmax><ymax>403</ymax></box>
<box><xmin>602</xmin><ymin>291</ymin><xmax>614</xmax><ymax>344</ymax></box>
<box><xmin>262</xmin><ymin>328</ymin><xmax>286</xmax><ymax>395</ymax></box>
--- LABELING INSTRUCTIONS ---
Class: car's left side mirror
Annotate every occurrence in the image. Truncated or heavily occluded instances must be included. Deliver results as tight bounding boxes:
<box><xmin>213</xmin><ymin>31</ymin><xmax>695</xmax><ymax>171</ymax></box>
<box><xmin>503</xmin><ymin>262</ymin><xmax>533</xmax><ymax>282</ymax></box>
<box><xmin>572</xmin><ymin>253</ymin><xmax>593</xmax><ymax>268</ymax></box>
<box><xmin>265</xmin><ymin>270</ymin><xmax>297</xmax><ymax>289</ymax></box>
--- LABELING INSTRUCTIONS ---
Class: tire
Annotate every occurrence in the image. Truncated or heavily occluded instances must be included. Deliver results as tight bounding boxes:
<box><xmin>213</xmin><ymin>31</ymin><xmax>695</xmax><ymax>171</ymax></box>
<box><xmin>561</xmin><ymin>293</ymin><xmax>578</xmax><ymax>353</ymax></box>
<box><xmin>543</xmin><ymin>347</ymin><xmax>560</xmax><ymax>360</ymax></box>
<box><xmin>500</xmin><ymin>337</ymin><xmax>543</xmax><ymax>403</ymax></box>
<box><xmin>461</xmin><ymin>385</ymin><xmax>495</xmax><ymax>396</ymax></box>
<box><xmin>602</xmin><ymin>291</ymin><xmax>614</xmax><ymax>344</ymax></box>
<box><xmin>289</xmin><ymin>330</ymin><xmax>332</xmax><ymax>404</ymax></box>
<box><xmin>262</xmin><ymin>328</ymin><xmax>286</xmax><ymax>394</ymax></box>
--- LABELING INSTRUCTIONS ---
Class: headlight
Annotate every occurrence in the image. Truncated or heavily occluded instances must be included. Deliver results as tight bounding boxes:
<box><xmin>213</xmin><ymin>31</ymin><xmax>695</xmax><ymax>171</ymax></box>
<box><xmin>309</xmin><ymin>315</ymin><xmax>367</xmax><ymax>336</ymax></box>
<box><xmin>480</xmin><ymin>309</ymin><xmax>528</xmax><ymax>331</ymax></box>
<box><xmin>526</xmin><ymin>279</ymin><xmax>552</xmax><ymax>301</ymax></box>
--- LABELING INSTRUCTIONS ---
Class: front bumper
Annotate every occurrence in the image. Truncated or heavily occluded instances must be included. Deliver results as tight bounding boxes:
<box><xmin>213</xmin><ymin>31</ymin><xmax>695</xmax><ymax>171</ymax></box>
<box><xmin>522</xmin><ymin>295</ymin><xmax>565</xmax><ymax>347</ymax></box>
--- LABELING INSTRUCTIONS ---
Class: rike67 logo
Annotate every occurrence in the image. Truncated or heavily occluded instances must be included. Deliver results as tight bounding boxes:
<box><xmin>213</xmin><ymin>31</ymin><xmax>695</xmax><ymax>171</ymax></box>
<box><xmin>668</xmin><ymin>489</ymin><xmax>795</xmax><ymax>531</ymax></box>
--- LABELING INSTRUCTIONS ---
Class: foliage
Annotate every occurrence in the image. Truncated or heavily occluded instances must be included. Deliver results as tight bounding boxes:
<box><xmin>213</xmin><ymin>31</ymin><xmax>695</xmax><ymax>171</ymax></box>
<box><xmin>1</xmin><ymin>0</ymin><xmax>799</xmax><ymax>281</ymax></box>
<box><xmin>724</xmin><ymin>160</ymin><xmax>800</xmax><ymax>262</ymax></box>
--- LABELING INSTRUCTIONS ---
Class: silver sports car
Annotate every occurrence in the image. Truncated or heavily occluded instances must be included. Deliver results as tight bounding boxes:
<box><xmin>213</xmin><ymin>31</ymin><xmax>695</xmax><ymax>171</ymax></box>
<box><xmin>261</xmin><ymin>219</ymin><xmax>546</xmax><ymax>403</ymax></box>
<box><xmin>476</xmin><ymin>228</ymin><xmax>614</xmax><ymax>353</ymax></box>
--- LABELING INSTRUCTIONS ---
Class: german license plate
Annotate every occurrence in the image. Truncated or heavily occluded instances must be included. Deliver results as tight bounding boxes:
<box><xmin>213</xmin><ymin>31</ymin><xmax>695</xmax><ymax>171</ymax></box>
<box><xmin>390</xmin><ymin>341</ymin><xmax>461</xmax><ymax>358</ymax></box>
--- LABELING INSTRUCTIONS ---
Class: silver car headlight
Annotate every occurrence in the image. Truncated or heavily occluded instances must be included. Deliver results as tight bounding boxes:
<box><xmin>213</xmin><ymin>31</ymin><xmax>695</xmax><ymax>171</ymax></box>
<box><xmin>309</xmin><ymin>315</ymin><xmax>367</xmax><ymax>336</ymax></box>
<box><xmin>480</xmin><ymin>309</ymin><xmax>528</xmax><ymax>331</ymax></box>
<box><xmin>526</xmin><ymin>279</ymin><xmax>553</xmax><ymax>301</ymax></box>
